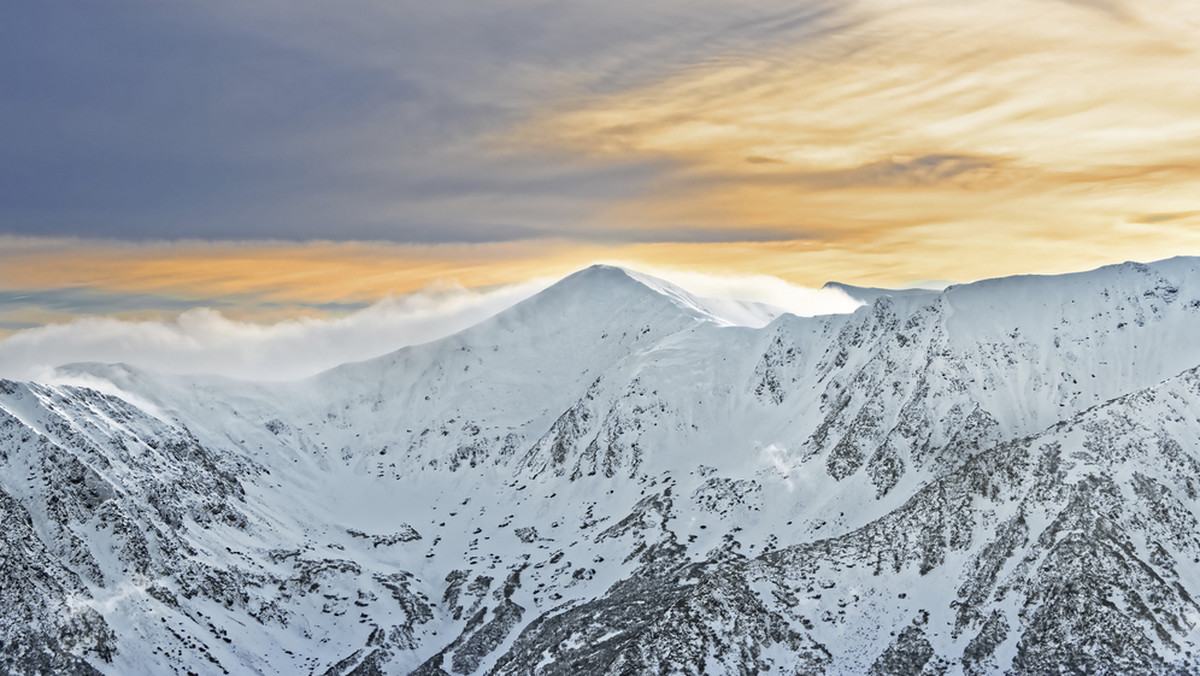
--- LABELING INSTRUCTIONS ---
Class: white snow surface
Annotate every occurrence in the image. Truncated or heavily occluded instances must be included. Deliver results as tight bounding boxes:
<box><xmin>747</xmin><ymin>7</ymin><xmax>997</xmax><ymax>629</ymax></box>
<box><xmin>5</xmin><ymin>259</ymin><xmax>1200</xmax><ymax>673</ymax></box>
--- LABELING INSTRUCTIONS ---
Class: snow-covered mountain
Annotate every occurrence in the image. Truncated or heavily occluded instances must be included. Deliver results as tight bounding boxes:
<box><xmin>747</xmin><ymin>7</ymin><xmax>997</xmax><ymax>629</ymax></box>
<box><xmin>4</xmin><ymin>258</ymin><xmax>1200</xmax><ymax>674</ymax></box>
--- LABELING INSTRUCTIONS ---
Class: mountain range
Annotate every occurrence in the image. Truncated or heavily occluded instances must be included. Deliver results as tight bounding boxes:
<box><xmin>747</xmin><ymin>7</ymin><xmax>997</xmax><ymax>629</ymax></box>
<box><xmin>4</xmin><ymin>258</ymin><xmax>1200</xmax><ymax>674</ymax></box>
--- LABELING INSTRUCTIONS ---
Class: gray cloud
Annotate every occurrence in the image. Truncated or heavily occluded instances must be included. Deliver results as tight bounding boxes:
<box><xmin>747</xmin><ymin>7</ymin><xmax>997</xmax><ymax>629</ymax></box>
<box><xmin>690</xmin><ymin>154</ymin><xmax>1003</xmax><ymax>192</ymax></box>
<box><xmin>576</xmin><ymin>226</ymin><xmax>826</xmax><ymax>245</ymax></box>
<box><xmin>1135</xmin><ymin>211</ymin><xmax>1200</xmax><ymax>225</ymax></box>
<box><xmin>0</xmin><ymin>288</ymin><xmax>382</xmax><ymax>332</ymax></box>
<box><xmin>0</xmin><ymin>0</ymin><xmax>845</xmax><ymax>244</ymax></box>
<box><xmin>0</xmin><ymin>287</ymin><xmax>224</xmax><ymax>315</ymax></box>
<box><xmin>0</xmin><ymin>320</ymin><xmax>42</xmax><ymax>332</ymax></box>
<box><xmin>802</xmin><ymin>154</ymin><xmax>1002</xmax><ymax>190</ymax></box>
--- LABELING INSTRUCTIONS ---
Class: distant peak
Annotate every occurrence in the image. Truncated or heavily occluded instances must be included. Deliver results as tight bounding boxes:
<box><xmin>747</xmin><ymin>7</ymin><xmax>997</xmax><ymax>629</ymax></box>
<box><xmin>544</xmin><ymin>264</ymin><xmax>649</xmax><ymax>298</ymax></box>
<box><xmin>582</xmin><ymin>263</ymin><xmax>627</xmax><ymax>273</ymax></box>
<box><xmin>544</xmin><ymin>264</ymin><xmax>791</xmax><ymax>327</ymax></box>
<box><xmin>548</xmin><ymin>264</ymin><xmax>677</xmax><ymax>300</ymax></box>
<box><xmin>564</xmin><ymin>264</ymin><xmax>638</xmax><ymax>281</ymax></box>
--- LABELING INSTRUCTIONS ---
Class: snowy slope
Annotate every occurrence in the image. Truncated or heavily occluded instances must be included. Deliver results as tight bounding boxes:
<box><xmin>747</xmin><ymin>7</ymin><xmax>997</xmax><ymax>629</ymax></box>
<box><xmin>4</xmin><ymin>259</ymin><xmax>1200</xmax><ymax>674</ymax></box>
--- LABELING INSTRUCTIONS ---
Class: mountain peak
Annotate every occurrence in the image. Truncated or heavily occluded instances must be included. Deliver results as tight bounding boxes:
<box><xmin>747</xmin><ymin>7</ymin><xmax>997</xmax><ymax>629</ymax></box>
<box><xmin>575</xmin><ymin>262</ymin><xmax>636</xmax><ymax>276</ymax></box>
<box><xmin>524</xmin><ymin>263</ymin><xmax>677</xmax><ymax>311</ymax></box>
<box><xmin>547</xmin><ymin>264</ymin><xmax>787</xmax><ymax>327</ymax></box>
<box><xmin>554</xmin><ymin>263</ymin><xmax>644</xmax><ymax>290</ymax></box>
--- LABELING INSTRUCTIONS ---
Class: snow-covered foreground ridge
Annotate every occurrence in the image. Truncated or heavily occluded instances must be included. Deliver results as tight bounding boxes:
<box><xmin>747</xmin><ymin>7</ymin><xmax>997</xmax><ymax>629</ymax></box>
<box><xmin>4</xmin><ymin>258</ymin><xmax>1200</xmax><ymax>674</ymax></box>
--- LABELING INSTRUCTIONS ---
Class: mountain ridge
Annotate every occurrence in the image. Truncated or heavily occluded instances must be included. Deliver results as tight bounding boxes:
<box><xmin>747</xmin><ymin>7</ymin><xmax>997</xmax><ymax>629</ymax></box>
<box><xmin>4</xmin><ymin>257</ymin><xmax>1200</xmax><ymax>674</ymax></box>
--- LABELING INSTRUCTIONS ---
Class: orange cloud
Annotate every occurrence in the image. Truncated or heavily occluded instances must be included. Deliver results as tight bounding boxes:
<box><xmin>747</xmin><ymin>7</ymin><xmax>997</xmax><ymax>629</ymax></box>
<box><xmin>0</xmin><ymin>239</ymin><xmax>587</xmax><ymax>305</ymax></box>
<box><xmin>4</xmin><ymin>0</ymin><xmax>1200</xmax><ymax>325</ymax></box>
<box><xmin>502</xmin><ymin>0</ymin><xmax>1200</xmax><ymax>276</ymax></box>
<box><xmin>8</xmin><ymin>230</ymin><xmax>1200</xmax><ymax>326</ymax></box>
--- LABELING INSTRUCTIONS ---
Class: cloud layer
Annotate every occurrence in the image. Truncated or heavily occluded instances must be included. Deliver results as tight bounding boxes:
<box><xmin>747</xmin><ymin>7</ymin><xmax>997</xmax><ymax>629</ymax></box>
<box><xmin>0</xmin><ymin>1</ymin><xmax>842</xmax><ymax>243</ymax></box>
<box><xmin>0</xmin><ymin>279</ymin><xmax>550</xmax><ymax>382</ymax></box>
<box><xmin>0</xmin><ymin>268</ymin><xmax>861</xmax><ymax>382</ymax></box>
<box><xmin>3</xmin><ymin>0</ymin><xmax>1199</xmax><ymax>333</ymax></box>
<box><xmin>525</xmin><ymin>0</ymin><xmax>1200</xmax><ymax>256</ymax></box>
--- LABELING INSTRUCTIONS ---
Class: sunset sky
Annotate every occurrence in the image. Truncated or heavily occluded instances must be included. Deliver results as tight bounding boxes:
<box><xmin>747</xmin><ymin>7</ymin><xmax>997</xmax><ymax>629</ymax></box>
<box><xmin>3</xmin><ymin>0</ymin><xmax>1200</xmax><ymax>370</ymax></box>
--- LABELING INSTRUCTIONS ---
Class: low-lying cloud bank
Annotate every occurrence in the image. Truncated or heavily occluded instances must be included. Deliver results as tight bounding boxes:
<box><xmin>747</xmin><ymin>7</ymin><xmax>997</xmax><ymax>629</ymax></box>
<box><xmin>0</xmin><ymin>267</ymin><xmax>864</xmax><ymax>383</ymax></box>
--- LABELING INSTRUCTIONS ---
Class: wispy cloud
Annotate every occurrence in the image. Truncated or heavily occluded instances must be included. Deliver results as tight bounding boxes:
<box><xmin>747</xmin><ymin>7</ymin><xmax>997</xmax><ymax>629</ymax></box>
<box><xmin>0</xmin><ymin>279</ymin><xmax>553</xmax><ymax>382</ymax></box>
<box><xmin>0</xmin><ymin>287</ymin><xmax>222</xmax><ymax>315</ymax></box>
<box><xmin>0</xmin><ymin>267</ymin><xmax>860</xmax><ymax>382</ymax></box>
<box><xmin>519</xmin><ymin>0</ymin><xmax>1200</xmax><ymax>263</ymax></box>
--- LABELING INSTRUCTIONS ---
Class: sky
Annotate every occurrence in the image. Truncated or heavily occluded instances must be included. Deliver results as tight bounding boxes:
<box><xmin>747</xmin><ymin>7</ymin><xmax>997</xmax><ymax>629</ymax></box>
<box><xmin>2</xmin><ymin>0</ymin><xmax>1199</xmax><ymax>377</ymax></box>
